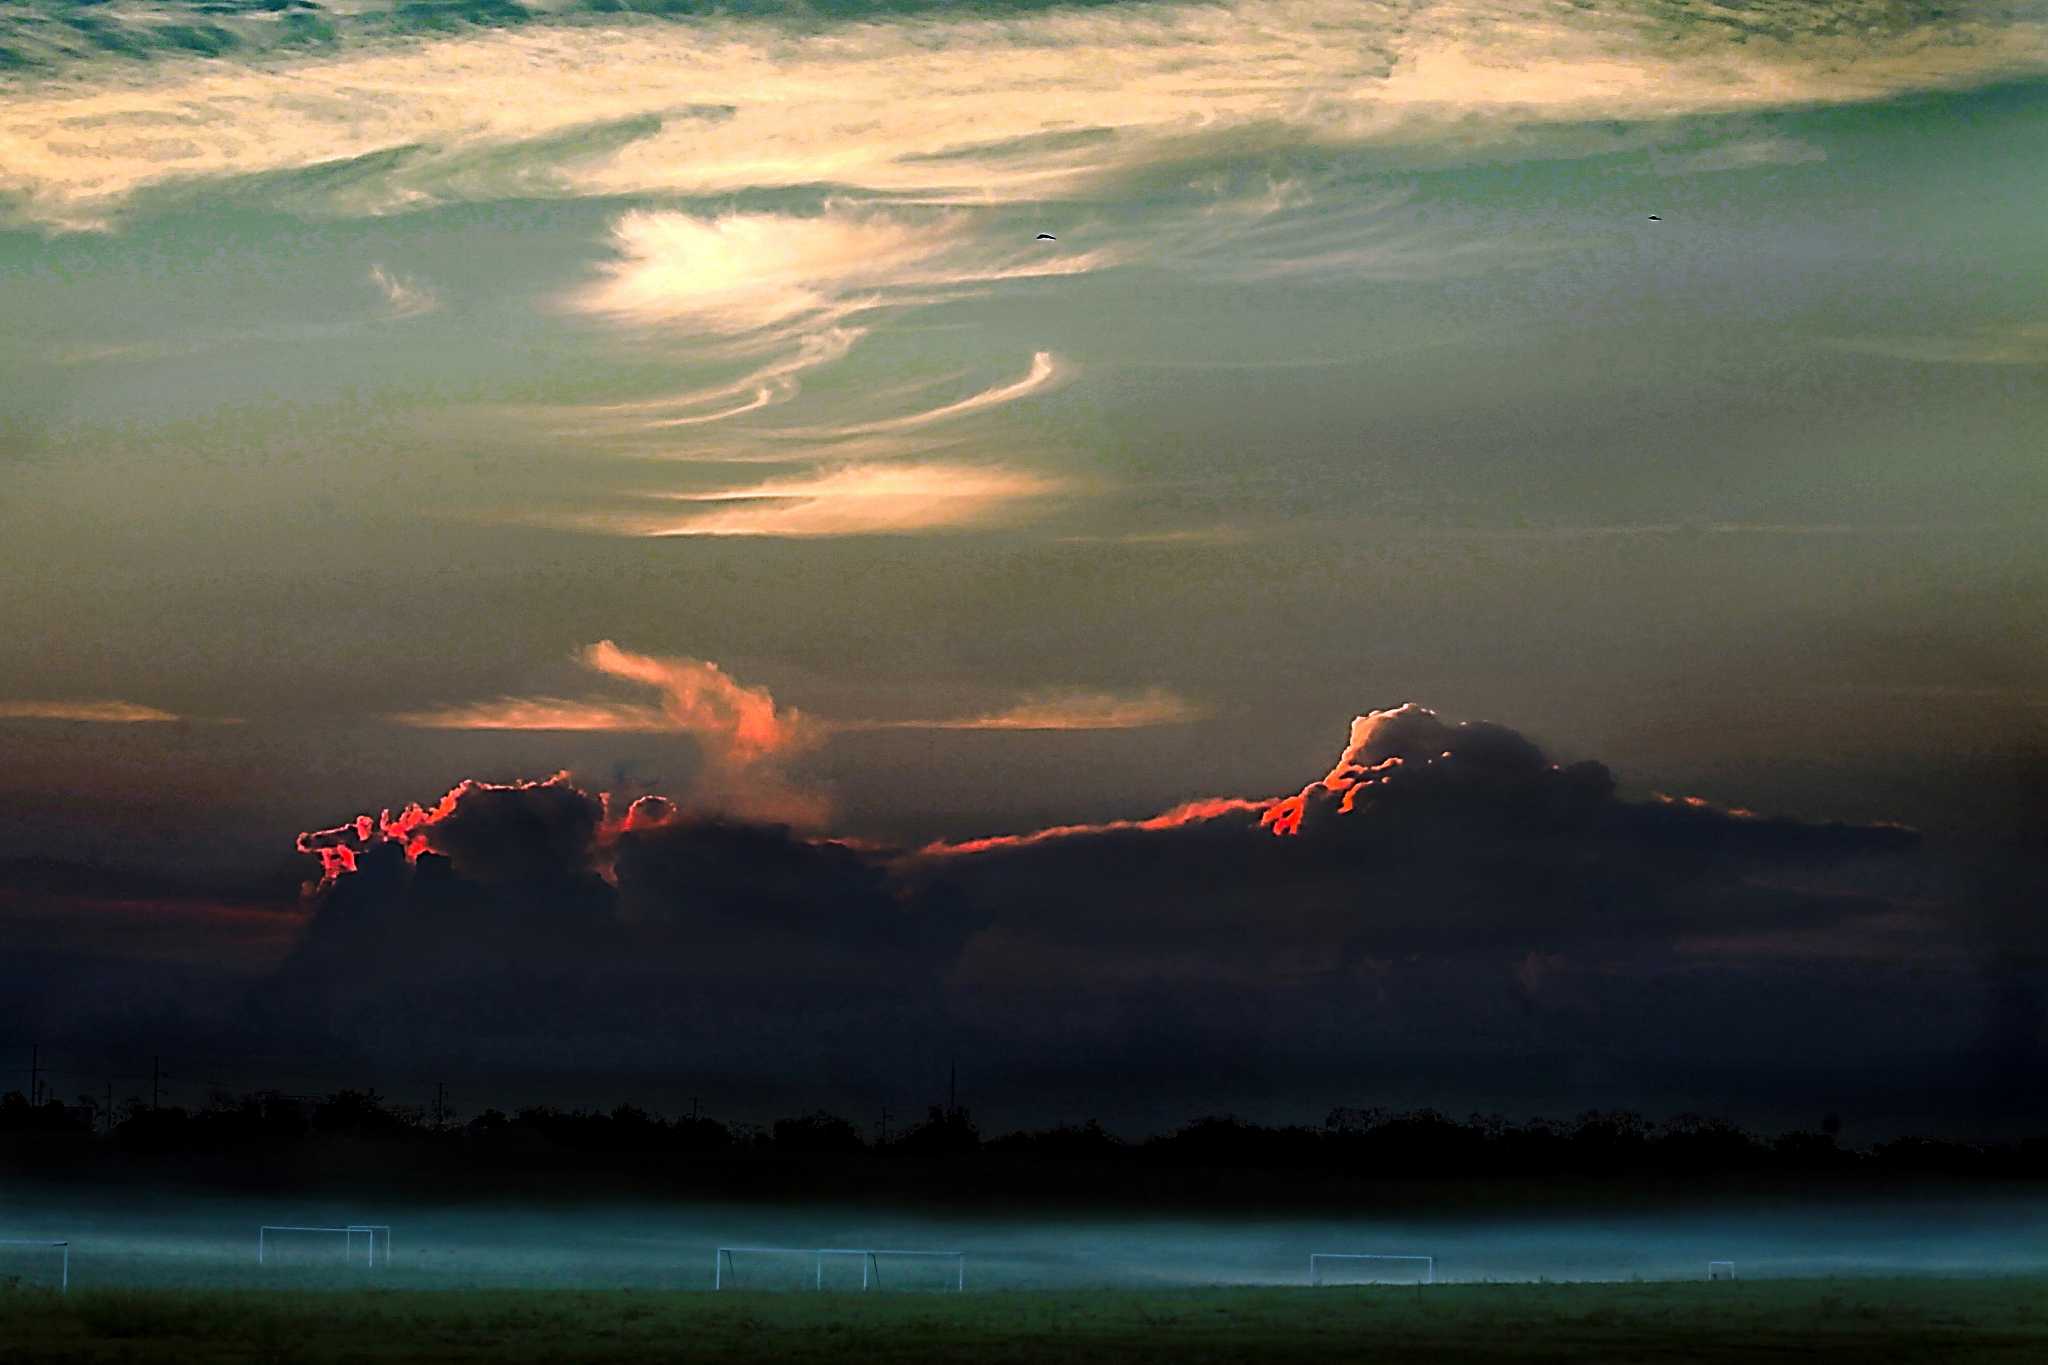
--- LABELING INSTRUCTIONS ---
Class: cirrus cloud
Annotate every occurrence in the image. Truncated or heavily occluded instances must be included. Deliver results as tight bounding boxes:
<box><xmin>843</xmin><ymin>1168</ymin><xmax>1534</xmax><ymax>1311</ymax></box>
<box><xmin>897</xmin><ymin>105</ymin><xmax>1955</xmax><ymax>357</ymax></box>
<box><xmin>5</xmin><ymin>1</ymin><xmax>2044</xmax><ymax>232</ymax></box>
<box><xmin>866</xmin><ymin>688</ymin><xmax>1210</xmax><ymax>734</ymax></box>
<box><xmin>570</xmin><ymin>207</ymin><xmax>1110</xmax><ymax>341</ymax></box>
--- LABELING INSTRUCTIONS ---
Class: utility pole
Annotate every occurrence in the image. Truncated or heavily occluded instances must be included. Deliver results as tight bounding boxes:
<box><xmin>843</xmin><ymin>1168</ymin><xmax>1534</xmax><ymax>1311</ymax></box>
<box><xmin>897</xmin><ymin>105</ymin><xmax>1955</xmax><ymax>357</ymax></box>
<box><xmin>948</xmin><ymin>1059</ymin><xmax>956</xmax><ymax>1113</ymax></box>
<box><xmin>432</xmin><ymin>1082</ymin><xmax>447</xmax><ymax>1130</ymax></box>
<box><xmin>879</xmin><ymin>1105</ymin><xmax>891</xmax><ymax>1145</ymax></box>
<box><xmin>151</xmin><ymin>1055</ymin><xmax>161</xmax><ymax>1112</ymax></box>
<box><xmin>690</xmin><ymin>1096</ymin><xmax>700</xmax><ymax>1124</ymax></box>
<box><xmin>28</xmin><ymin>1043</ymin><xmax>40</xmax><ymax>1107</ymax></box>
<box><xmin>104</xmin><ymin>1081</ymin><xmax>113</xmax><ymax>1136</ymax></box>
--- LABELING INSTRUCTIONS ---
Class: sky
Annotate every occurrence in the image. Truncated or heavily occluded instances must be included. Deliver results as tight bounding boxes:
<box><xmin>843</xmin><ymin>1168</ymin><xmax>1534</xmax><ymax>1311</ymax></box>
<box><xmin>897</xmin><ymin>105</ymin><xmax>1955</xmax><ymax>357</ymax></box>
<box><xmin>1</xmin><ymin>0</ymin><xmax>2045</xmax><ymax>1134</ymax></box>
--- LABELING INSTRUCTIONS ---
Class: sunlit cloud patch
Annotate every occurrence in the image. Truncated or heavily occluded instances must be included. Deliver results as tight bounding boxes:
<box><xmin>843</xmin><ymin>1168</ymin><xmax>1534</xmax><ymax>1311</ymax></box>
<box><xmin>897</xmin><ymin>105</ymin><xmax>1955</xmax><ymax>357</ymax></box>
<box><xmin>622</xmin><ymin>462</ymin><xmax>1064</xmax><ymax>538</ymax></box>
<box><xmin>572</xmin><ymin>207</ymin><xmax>1107</xmax><ymax>340</ymax></box>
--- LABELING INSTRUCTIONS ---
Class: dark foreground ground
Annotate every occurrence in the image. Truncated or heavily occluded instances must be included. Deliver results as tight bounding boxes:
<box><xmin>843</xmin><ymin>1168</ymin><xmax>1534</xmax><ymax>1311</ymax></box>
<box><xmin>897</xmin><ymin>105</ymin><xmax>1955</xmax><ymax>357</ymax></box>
<box><xmin>4</xmin><ymin>1279</ymin><xmax>2047</xmax><ymax>1363</ymax></box>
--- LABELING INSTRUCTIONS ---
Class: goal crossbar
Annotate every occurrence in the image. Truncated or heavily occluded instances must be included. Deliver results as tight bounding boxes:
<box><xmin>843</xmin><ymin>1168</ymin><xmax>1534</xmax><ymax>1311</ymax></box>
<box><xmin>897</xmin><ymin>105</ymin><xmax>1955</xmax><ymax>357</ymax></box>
<box><xmin>1708</xmin><ymin>1260</ymin><xmax>1737</xmax><ymax>1280</ymax></box>
<box><xmin>258</xmin><ymin>1225</ymin><xmax>392</xmax><ymax>1268</ymax></box>
<box><xmin>0</xmin><ymin>1240</ymin><xmax>69</xmax><ymax>1293</ymax></box>
<box><xmin>1310</xmin><ymin>1253</ymin><xmax>1435</xmax><ymax>1285</ymax></box>
<box><xmin>714</xmin><ymin>1246</ymin><xmax>965</xmax><ymax>1291</ymax></box>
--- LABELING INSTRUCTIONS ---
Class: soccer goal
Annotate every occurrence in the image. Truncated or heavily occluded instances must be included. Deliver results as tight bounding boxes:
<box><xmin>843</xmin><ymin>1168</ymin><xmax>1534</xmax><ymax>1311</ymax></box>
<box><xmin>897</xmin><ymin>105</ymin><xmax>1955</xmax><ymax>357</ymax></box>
<box><xmin>258</xmin><ymin>1225</ymin><xmax>392</xmax><ymax>1269</ymax></box>
<box><xmin>1708</xmin><ymin>1260</ymin><xmax>1737</xmax><ymax>1281</ymax></box>
<box><xmin>1310</xmin><ymin>1253</ymin><xmax>1435</xmax><ymax>1286</ymax></box>
<box><xmin>0</xmin><ymin>1240</ymin><xmax>69</xmax><ymax>1293</ymax></box>
<box><xmin>714</xmin><ymin>1246</ymin><xmax>965</xmax><ymax>1292</ymax></box>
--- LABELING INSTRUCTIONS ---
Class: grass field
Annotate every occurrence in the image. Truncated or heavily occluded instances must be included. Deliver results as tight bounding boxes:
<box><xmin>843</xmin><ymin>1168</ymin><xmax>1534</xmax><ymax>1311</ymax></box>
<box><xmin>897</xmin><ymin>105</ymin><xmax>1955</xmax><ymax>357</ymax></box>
<box><xmin>3</xmin><ymin>1278</ymin><xmax>2047</xmax><ymax>1363</ymax></box>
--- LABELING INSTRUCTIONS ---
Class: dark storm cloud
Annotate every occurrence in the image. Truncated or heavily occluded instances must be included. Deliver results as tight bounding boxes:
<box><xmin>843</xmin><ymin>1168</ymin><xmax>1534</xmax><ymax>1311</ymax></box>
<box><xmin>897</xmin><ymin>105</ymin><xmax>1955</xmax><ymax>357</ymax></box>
<box><xmin>868</xmin><ymin>705</ymin><xmax>1968</xmax><ymax>1124</ymax></box>
<box><xmin>10</xmin><ymin>704</ymin><xmax>2007</xmax><ymax>1126</ymax></box>
<box><xmin>913</xmin><ymin>705</ymin><xmax>1919</xmax><ymax>976</ymax></box>
<box><xmin>265</xmin><ymin>775</ymin><xmax>964</xmax><ymax>1084</ymax></box>
<box><xmin>221</xmin><ymin>705</ymin><xmax>2001</xmax><ymax>1128</ymax></box>
<box><xmin>409</xmin><ymin>776</ymin><xmax>606</xmax><ymax>886</ymax></box>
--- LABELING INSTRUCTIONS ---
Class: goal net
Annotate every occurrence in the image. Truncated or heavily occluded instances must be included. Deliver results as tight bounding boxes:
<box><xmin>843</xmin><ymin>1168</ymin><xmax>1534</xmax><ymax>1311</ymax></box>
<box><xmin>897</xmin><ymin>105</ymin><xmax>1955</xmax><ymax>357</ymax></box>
<box><xmin>0</xmin><ymin>1240</ymin><xmax>69</xmax><ymax>1294</ymax></box>
<box><xmin>1708</xmin><ymin>1260</ymin><xmax>1737</xmax><ymax>1281</ymax></box>
<box><xmin>258</xmin><ymin>1225</ymin><xmax>391</xmax><ymax>1269</ymax></box>
<box><xmin>1310</xmin><ymin>1253</ymin><xmax>1435</xmax><ymax>1286</ymax></box>
<box><xmin>715</xmin><ymin>1246</ymin><xmax>965</xmax><ymax>1291</ymax></box>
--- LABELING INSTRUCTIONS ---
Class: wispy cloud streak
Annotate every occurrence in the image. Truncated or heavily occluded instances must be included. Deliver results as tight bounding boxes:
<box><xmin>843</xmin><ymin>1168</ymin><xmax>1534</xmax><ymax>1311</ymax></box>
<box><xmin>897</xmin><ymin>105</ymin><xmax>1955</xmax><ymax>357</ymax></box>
<box><xmin>784</xmin><ymin>351</ymin><xmax>1066</xmax><ymax>439</ymax></box>
<box><xmin>390</xmin><ymin>697</ymin><xmax>675</xmax><ymax>733</ymax></box>
<box><xmin>856</xmin><ymin>688</ymin><xmax>1208</xmax><ymax>732</ymax></box>
<box><xmin>0</xmin><ymin>699</ymin><xmax>181</xmax><ymax>723</ymax></box>
<box><xmin>610</xmin><ymin>463</ymin><xmax>1061</xmax><ymax>538</ymax></box>
<box><xmin>7</xmin><ymin>1</ymin><xmax>2040</xmax><ymax>230</ymax></box>
<box><xmin>571</xmin><ymin>207</ymin><xmax>1106</xmax><ymax>339</ymax></box>
<box><xmin>368</xmin><ymin>263</ymin><xmax>437</xmax><ymax>319</ymax></box>
<box><xmin>1649</xmin><ymin>136</ymin><xmax>1827</xmax><ymax>176</ymax></box>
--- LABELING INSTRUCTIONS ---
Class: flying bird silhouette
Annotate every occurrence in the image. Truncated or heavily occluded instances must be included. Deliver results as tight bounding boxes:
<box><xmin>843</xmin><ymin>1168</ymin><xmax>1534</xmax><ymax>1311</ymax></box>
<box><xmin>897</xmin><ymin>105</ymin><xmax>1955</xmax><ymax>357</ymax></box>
<box><xmin>1646</xmin><ymin>215</ymin><xmax>1663</xmax><ymax>221</ymax></box>
<box><xmin>1035</xmin><ymin>233</ymin><xmax>1058</xmax><ymax>241</ymax></box>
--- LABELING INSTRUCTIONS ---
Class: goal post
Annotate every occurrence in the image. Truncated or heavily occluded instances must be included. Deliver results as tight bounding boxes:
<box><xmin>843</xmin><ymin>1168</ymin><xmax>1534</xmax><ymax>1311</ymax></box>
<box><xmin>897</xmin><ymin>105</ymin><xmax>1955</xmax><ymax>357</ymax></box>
<box><xmin>715</xmin><ymin>1246</ymin><xmax>965</xmax><ymax>1291</ymax></box>
<box><xmin>0</xmin><ymin>1240</ymin><xmax>69</xmax><ymax>1293</ymax></box>
<box><xmin>258</xmin><ymin>1225</ymin><xmax>392</xmax><ymax>1269</ymax></box>
<box><xmin>1708</xmin><ymin>1260</ymin><xmax>1736</xmax><ymax>1281</ymax></box>
<box><xmin>1310</xmin><ymin>1253</ymin><xmax>1435</xmax><ymax>1286</ymax></box>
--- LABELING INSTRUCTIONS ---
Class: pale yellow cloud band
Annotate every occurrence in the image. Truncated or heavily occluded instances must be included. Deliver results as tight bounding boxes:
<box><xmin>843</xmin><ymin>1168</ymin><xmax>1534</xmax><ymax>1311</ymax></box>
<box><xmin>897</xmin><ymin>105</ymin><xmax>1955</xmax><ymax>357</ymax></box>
<box><xmin>624</xmin><ymin>463</ymin><xmax>1064</xmax><ymax>537</ymax></box>
<box><xmin>5</xmin><ymin>1</ymin><xmax>2043</xmax><ymax>229</ymax></box>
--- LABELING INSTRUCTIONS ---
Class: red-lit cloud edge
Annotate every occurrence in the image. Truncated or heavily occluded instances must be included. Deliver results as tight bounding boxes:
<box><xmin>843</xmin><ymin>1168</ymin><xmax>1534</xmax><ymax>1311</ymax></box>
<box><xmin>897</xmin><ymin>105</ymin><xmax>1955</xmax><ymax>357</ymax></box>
<box><xmin>297</xmin><ymin>772</ymin><xmax>686</xmax><ymax>885</ymax></box>
<box><xmin>296</xmin><ymin>704</ymin><xmax>1851</xmax><ymax>890</ymax></box>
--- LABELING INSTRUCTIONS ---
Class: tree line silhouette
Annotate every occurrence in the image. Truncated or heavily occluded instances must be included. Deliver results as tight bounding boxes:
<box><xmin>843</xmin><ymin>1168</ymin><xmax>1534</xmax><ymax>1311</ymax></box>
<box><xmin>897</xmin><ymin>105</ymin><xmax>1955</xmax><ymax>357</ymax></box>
<box><xmin>7</xmin><ymin>1087</ymin><xmax>2047</xmax><ymax>1205</ymax></box>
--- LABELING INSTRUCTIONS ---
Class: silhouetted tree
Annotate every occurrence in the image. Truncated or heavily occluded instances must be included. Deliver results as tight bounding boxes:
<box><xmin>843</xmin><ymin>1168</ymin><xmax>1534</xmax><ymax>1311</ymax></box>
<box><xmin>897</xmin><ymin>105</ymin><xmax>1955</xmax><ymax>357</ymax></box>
<box><xmin>773</xmin><ymin>1110</ymin><xmax>866</xmax><ymax>1154</ymax></box>
<box><xmin>895</xmin><ymin>1103</ymin><xmax>979</xmax><ymax>1155</ymax></box>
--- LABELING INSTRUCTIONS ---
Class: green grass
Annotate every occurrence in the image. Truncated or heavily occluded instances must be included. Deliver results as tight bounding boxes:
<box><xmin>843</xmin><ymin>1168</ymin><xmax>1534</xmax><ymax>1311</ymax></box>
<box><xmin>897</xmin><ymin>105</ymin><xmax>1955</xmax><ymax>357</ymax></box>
<box><xmin>3</xmin><ymin>1279</ymin><xmax>2046</xmax><ymax>1363</ymax></box>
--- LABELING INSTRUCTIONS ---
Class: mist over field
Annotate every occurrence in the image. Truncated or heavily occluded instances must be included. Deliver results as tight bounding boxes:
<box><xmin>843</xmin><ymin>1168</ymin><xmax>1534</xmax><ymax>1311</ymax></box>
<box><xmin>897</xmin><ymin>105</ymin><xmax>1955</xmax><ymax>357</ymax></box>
<box><xmin>7</xmin><ymin>1187</ymin><xmax>2048</xmax><ymax>1294</ymax></box>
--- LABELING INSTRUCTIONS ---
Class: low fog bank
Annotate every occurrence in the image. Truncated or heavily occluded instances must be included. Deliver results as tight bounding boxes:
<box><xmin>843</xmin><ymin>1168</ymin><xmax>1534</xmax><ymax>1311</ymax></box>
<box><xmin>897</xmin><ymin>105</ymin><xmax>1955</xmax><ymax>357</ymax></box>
<box><xmin>3</xmin><ymin>1188</ymin><xmax>2046</xmax><ymax>1294</ymax></box>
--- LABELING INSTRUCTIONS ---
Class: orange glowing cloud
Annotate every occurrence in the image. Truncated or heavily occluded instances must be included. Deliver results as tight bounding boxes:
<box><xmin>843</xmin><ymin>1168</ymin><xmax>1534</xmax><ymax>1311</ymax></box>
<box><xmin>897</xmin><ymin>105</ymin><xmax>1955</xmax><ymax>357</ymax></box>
<box><xmin>924</xmin><ymin>703</ymin><xmax>1528</xmax><ymax>853</ymax></box>
<box><xmin>629</xmin><ymin>462</ymin><xmax>1060</xmax><ymax>538</ymax></box>
<box><xmin>394</xmin><ymin>643</ymin><xmax>816</xmax><ymax>759</ymax></box>
<box><xmin>1259</xmin><ymin>704</ymin><xmax>1458</xmax><ymax>836</ymax></box>
<box><xmin>580</xmin><ymin>639</ymin><xmax>817</xmax><ymax>763</ymax></box>
<box><xmin>0</xmin><ymin>699</ymin><xmax>181</xmax><ymax>723</ymax></box>
<box><xmin>395</xmin><ymin>642</ymin><xmax>1201</xmax><ymax>752</ymax></box>
<box><xmin>388</xmin><ymin>643</ymin><xmax>826</xmax><ymax>826</ymax></box>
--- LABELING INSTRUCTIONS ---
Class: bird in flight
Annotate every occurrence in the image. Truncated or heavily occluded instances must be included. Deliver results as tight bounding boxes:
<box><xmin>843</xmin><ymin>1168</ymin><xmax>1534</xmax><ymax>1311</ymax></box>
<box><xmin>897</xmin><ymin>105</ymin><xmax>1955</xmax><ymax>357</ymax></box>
<box><xmin>1035</xmin><ymin>233</ymin><xmax>1058</xmax><ymax>241</ymax></box>
<box><xmin>1646</xmin><ymin>215</ymin><xmax>1662</xmax><ymax>222</ymax></box>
